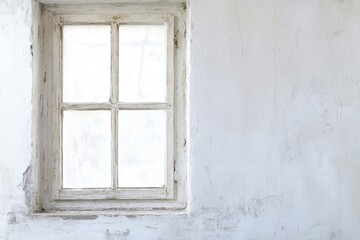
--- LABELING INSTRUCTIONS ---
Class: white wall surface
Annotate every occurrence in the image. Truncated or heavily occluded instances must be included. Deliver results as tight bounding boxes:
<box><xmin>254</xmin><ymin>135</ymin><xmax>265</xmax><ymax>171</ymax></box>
<box><xmin>1</xmin><ymin>0</ymin><xmax>360</xmax><ymax>239</ymax></box>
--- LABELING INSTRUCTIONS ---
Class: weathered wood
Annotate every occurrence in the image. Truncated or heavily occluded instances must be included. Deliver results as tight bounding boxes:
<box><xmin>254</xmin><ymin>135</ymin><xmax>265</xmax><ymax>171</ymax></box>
<box><xmin>110</xmin><ymin>22</ymin><xmax>119</xmax><ymax>190</ymax></box>
<box><xmin>43</xmin><ymin>2</ymin><xmax>186</xmax><ymax>16</ymax></box>
<box><xmin>37</xmin><ymin>0</ymin><xmax>186</xmax><ymax>4</ymax></box>
<box><xmin>37</xmin><ymin>2</ymin><xmax>187</xmax><ymax>213</ymax></box>
<box><xmin>165</xmin><ymin>15</ymin><xmax>175</xmax><ymax>198</ymax></box>
<box><xmin>60</xmin><ymin>102</ymin><xmax>112</xmax><ymax>110</ymax></box>
<box><xmin>114</xmin><ymin>102</ymin><xmax>168</xmax><ymax>110</ymax></box>
<box><xmin>60</xmin><ymin>102</ymin><xmax>168</xmax><ymax>110</ymax></box>
<box><xmin>58</xmin><ymin>188</ymin><xmax>167</xmax><ymax>200</ymax></box>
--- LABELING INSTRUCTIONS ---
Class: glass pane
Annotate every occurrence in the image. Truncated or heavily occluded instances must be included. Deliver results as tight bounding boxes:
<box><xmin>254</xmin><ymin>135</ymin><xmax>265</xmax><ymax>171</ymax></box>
<box><xmin>118</xmin><ymin>110</ymin><xmax>167</xmax><ymax>187</ymax></box>
<box><xmin>63</xmin><ymin>111</ymin><xmax>111</xmax><ymax>188</ymax></box>
<box><xmin>63</xmin><ymin>25</ymin><xmax>111</xmax><ymax>102</ymax></box>
<box><xmin>119</xmin><ymin>25</ymin><xmax>167</xmax><ymax>102</ymax></box>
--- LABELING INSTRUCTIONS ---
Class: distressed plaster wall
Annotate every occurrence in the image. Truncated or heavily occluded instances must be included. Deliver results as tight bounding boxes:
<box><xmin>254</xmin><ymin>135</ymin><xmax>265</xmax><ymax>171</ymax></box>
<box><xmin>1</xmin><ymin>0</ymin><xmax>360</xmax><ymax>239</ymax></box>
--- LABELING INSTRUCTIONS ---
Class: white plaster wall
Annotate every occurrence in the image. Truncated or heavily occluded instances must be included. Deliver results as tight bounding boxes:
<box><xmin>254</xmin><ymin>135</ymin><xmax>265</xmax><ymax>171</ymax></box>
<box><xmin>1</xmin><ymin>0</ymin><xmax>360</xmax><ymax>239</ymax></box>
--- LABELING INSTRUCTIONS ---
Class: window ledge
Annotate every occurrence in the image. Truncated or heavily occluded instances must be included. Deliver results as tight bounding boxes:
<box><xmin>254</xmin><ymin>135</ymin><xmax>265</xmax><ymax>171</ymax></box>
<box><xmin>32</xmin><ymin>208</ymin><xmax>188</xmax><ymax>218</ymax></box>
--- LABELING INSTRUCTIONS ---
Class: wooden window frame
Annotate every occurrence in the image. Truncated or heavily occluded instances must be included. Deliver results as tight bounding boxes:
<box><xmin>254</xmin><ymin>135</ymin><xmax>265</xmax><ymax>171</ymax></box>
<box><xmin>33</xmin><ymin>2</ymin><xmax>187</xmax><ymax>214</ymax></box>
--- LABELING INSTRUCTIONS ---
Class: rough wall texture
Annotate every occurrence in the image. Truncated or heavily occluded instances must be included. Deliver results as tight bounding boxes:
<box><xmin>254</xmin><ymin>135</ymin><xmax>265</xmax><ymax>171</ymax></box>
<box><xmin>1</xmin><ymin>0</ymin><xmax>360</xmax><ymax>239</ymax></box>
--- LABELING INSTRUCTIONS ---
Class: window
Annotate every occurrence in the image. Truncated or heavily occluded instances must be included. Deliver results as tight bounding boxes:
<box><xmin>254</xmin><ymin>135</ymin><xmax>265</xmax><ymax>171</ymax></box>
<box><xmin>34</xmin><ymin>2</ymin><xmax>187</xmax><ymax>213</ymax></box>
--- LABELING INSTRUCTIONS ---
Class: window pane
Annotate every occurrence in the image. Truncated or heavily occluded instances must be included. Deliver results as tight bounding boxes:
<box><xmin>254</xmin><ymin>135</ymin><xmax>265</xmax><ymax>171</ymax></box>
<box><xmin>63</xmin><ymin>111</ymin><xmax>111</xmax><ymax>188</ymax></box>
<box><xmin>119</xmin><ymin>25</ymin><xmax>167</xmax><ymax>102</ymax></box>
<box><xmin>118</xmin><ymin>110</ymin><xmax>166</xmax><ymax>187</ymax></box>
<box><xmin>63</xmin><ymin>25</ymin><xmax>110</xmax><ymax>102</ymax></box>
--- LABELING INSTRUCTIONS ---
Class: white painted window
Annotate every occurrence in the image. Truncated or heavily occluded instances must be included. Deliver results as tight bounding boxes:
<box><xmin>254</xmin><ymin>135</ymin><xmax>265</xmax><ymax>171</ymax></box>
<box><xmin>34</xmin><ymin>2</ymin><xmax>187</xmax><ymax>213</ymax></box>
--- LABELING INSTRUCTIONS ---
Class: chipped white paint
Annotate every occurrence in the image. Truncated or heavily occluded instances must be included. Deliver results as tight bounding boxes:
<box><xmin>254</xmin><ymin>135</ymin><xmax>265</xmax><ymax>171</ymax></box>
<box><xmin>35</xmin><ymin>2</ymin><xmax>187</xmax><ymax>212</ymax></box>
<box><xmin>2</xmin><ymin>0</ymin><xmax>360</xmax><ymax>239</ymax></box>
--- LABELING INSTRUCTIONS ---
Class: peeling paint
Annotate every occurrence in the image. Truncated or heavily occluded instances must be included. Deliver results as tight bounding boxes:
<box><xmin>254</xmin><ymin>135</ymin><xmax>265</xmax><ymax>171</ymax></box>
<box><xmin>59</xmin><ymin>215</ymin><xmax>99</xmax><ymax>221</ymax></box>
<box><xmin>105</xmin><ymin>229</ymin><xmax>130</xmax><ymax>240</ymax></box>
<box><xmin>7</xmin><ymin>212</ymin><xmax>17</xmax><ymax>225</ymax></box>
<box><xmin>2</xmin><ymin>0</ymin><xmax>360</xmax><ymax>239</ymax></box>
<box><xmin>22</xmin><ymin>166</ymin><xmax>32</xmax><ymax>213</ymax></box>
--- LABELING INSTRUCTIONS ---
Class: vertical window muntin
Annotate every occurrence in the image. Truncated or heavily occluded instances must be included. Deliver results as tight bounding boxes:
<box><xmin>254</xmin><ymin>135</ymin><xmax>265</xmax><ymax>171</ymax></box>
<box><xmin>55</xmin><ymin>15</ymin><xmax>175</xmax><ymax>200</ymax></box>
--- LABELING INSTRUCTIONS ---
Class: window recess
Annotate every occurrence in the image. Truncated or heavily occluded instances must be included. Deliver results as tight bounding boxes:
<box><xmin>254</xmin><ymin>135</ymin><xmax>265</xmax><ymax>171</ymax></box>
<box><xmin>34</xmin><ymin>2</ymin><xmax>187</xmax><ymax>213</ymax></box>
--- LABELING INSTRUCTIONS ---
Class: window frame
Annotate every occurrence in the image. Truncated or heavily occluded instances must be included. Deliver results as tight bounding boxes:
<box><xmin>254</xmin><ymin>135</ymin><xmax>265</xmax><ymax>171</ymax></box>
<box><xmin>34</xmin><ymin>2</ymin><xmax>187</xmax><ymax>213</ymax></box>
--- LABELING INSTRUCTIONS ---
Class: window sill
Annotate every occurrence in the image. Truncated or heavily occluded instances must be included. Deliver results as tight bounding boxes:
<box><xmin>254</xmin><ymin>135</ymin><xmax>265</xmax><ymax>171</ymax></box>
<box><xmin>31</xmin><ymin>208</ymin><xmax>188</xmax><ymax>218</ymax></box>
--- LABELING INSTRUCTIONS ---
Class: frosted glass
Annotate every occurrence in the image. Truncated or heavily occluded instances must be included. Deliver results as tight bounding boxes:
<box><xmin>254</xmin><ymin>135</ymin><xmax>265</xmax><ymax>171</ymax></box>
<box><xmin>63</xmin><ymin>25</ymin><xmax>111</xmax><ymax>102</ymax></box>
<box><xmin>119</xmin><ymin>25</ymin><xmax>167</xmax><ymax>102</ymax></box>
<box><xmin>118</xmin><ymin>110</ymin><xmax>166</xmax><ymax>187</ymax></box>
<box><xmin>63</xmin><ymin>111</ymin><xmax>111</xmax><ymax>188</ymax></box>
